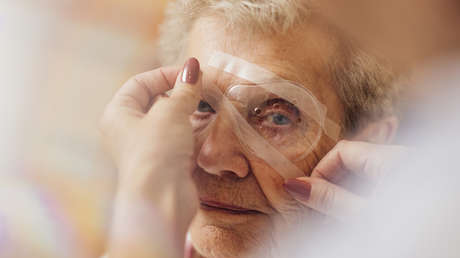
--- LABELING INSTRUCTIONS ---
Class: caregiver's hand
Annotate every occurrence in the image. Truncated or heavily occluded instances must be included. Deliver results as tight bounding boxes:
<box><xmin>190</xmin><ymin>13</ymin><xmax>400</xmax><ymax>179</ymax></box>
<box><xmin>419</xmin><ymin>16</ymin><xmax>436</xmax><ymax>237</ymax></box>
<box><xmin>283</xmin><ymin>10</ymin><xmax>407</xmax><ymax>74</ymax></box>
<box><xmin>99</xmin><ymin>58</ymin><xmax>202</xmax><ymax>258</ymax></box>
<box><xmin>284</xmin><ymin>140</ymin><xmax>408</xmax><ymax>221</ymax></box>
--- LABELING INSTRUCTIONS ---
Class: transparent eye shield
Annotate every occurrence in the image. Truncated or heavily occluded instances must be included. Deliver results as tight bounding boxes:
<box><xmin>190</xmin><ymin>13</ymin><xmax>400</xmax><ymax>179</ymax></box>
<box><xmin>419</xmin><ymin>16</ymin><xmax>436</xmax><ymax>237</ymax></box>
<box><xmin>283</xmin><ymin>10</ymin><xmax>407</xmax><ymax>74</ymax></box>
<box><xmin>191</xmin><ymin>51</ymin><xmax>341</xmax><ymax>179</ymax></box>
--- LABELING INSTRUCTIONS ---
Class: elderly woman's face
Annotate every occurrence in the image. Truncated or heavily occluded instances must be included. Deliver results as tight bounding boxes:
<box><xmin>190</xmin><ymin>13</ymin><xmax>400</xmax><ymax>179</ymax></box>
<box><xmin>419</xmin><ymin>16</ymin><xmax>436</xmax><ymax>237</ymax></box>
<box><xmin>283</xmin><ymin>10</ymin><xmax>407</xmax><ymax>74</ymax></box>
<box><xmin>186</xmin><ymin>17</ymin><xmax>343</xmax><ymax>257</ymax></box>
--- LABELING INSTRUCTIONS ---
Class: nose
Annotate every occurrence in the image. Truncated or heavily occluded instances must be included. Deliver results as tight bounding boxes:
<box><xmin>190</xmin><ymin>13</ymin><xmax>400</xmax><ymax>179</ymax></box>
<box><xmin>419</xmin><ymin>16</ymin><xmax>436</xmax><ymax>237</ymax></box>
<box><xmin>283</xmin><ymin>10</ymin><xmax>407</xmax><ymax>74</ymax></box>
<box><xmin>196</xmin><ymin>116</ymin><xmax>249</xmax><ymax>178</ymax></box>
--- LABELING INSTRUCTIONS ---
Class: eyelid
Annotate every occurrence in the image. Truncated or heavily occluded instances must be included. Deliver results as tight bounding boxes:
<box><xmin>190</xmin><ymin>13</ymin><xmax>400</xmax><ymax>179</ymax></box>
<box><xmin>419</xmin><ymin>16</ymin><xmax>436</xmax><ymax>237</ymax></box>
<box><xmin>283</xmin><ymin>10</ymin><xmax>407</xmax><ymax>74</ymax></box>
<box><xmin>255</xmin><ymin>100</ymin><xmax>300</xmax><ymax>118</ymax></box>
<box><xmin>197</xmin><ymin>100</ymin><xmax>216</xmax><ymax>113</ymax></box>
<box><xmin>190</xmin><ymin>111</ymin><xmax>214</xmax><ymax>128</ymax></box>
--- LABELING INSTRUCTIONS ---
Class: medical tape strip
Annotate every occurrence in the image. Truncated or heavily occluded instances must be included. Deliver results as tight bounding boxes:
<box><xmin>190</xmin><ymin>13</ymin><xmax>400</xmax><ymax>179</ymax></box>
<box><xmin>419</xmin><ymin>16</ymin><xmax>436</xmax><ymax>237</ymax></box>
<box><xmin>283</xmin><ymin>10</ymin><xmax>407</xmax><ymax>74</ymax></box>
<box><xmin>208</xmin><ymin>51</ymin><xmax>341</xmax><ymax>141</ymax></box>
<box><xmin>223</xmin><ymin>98</ymin><xmax>306</xmax><ymax>179</ymax></box>
<box><xmin>205</xmin><ymin>51</ymin><xmax>339</xmax><ymax>178</ymax></box>
<box><xmin>202</xmin><ymin>81</ymin><xmax>305</xmax><ymax>179</ymax></box>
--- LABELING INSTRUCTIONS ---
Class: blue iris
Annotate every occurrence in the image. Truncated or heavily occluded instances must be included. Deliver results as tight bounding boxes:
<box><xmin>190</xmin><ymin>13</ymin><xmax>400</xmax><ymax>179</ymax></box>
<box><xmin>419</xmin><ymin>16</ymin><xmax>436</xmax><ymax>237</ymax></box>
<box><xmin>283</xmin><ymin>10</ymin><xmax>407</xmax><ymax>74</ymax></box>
<box><xmin>270</xmin><ymin>113</ymin><xmax>291</xmax><ymax>125</ymax></box>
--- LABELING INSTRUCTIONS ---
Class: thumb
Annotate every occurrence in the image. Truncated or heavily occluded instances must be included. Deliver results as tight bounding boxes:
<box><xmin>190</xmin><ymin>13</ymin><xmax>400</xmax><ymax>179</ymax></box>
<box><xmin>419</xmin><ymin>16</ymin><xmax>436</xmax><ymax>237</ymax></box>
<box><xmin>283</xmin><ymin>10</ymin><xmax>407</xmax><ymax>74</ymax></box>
<box><xmin>283</xmin><ymin>177</ymin><xmax>366</xmax><ymax>221</ymax></box>
<box><xmin>151</xmin><ymin>58</ymin><xmax>202</xmax><ymax>117</ymax></box>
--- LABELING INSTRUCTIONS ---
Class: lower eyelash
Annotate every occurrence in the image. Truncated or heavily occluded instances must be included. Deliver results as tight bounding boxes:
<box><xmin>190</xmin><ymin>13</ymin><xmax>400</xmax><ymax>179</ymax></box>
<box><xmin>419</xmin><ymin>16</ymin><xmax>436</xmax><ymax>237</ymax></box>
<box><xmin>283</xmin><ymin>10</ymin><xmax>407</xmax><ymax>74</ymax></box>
<box><xmin>192</xmin><ymin>113</ymin><xmax>213</xmax><ymax>121</ymax></box>
<box><xmin>261</xmin><ymin>126</ymin><xmax>283</xmax><ymax>136</ymax></box>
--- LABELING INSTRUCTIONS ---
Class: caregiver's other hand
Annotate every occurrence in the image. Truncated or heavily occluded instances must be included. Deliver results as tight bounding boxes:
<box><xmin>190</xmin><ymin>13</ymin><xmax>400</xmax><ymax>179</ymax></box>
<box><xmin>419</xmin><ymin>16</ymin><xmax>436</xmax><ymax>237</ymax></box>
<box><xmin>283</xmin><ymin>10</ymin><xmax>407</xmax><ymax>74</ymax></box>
<box><xmin>99</xmin><ymin>58</ymin><xmax>202</xmax><ymax>258</ymax></box>
<box><xmin>284</xmin><ymin>140</ymin><xmax>408</xmax><ymax>221</ymax></box>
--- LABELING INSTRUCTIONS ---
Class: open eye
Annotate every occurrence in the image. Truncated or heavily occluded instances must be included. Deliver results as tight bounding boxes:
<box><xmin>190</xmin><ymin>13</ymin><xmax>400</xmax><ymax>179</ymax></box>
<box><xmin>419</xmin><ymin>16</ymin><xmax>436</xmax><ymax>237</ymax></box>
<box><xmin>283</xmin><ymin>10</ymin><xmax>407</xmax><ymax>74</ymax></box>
<box><xmin>251</xmin><ymin>98</ymin><xmax>299</xmax><ymax>128</ymax></box>
<box><xmin>197</xmin><ymin>100</ymin><xmax>215</xmax><ymax>113</ymax></box>
<box><xmin>267</xmin><ymin>113</ymin><xmax>292</xmax><ymax>125</ymax></box>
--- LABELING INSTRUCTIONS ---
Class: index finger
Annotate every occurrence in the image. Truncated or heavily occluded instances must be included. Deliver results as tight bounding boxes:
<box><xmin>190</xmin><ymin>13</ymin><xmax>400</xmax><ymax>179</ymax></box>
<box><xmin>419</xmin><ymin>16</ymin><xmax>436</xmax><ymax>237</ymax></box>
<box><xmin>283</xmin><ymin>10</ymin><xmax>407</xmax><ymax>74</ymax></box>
<box><xmin>110</xmin><ymin>66</ymin><xmax>180</xmax><ymax>115</ymax></box>
<box><xmin>311</xmin><ymin>140</ymin><xmax>408</xmax><ymax>182</ymax></box>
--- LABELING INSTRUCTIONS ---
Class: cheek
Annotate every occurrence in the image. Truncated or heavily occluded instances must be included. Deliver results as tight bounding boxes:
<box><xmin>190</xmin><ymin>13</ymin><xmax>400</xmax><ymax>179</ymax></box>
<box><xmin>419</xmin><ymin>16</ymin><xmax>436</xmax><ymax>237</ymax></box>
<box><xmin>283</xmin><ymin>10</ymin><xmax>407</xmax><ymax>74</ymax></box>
<box><xmin>299</xmin><ymin>135</ymin><xmax>337</xmax><ymax>175</ymax></box>
<box><xmin>249</xmin><ymin>158</ymin><xmax>305</xmax><ymax>221</ymax></box>
<box><xmin>249</xmin><ymin>146</ymin><xmax>330</xmax><ymax>226</ymax></box>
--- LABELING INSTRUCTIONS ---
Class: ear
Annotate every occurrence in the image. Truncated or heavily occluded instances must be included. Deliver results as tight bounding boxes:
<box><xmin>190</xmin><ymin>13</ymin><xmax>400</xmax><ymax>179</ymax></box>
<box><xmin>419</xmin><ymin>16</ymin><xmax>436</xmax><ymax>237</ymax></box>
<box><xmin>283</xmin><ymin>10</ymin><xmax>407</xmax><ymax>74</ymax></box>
<box><xmin>351</xmin><ymin>116</ymin><xmax>399</xmax><ymax>144</ymax></box>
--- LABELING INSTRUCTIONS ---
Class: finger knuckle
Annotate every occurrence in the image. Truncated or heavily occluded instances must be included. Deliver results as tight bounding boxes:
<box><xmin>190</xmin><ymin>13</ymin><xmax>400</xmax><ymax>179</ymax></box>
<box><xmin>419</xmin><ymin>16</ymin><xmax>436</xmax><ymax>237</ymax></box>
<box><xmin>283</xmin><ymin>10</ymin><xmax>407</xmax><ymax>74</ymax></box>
<box><xmin>129</xmin><ymin>75</ymin><xmax>152</xmax><ymax>98</ymax></box>
<box><xmin>129</xmin><ymin>75</ymin><xmax>145</xmax><ymax>87</ymax></box>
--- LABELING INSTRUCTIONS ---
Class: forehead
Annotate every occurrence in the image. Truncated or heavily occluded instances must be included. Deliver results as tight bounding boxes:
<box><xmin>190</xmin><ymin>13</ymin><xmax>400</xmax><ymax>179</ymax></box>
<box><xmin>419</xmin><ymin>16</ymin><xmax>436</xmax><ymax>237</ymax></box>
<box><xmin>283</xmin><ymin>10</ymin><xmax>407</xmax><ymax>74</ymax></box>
<box><xmin>185</xmin><ymin>16</ymin><xmax>340</xmax><ymax>100</ymax></box>
<box><xmin>185</xmin><ymin>16</ymin><xmax>346</xmax><ymax>130</ymax></box>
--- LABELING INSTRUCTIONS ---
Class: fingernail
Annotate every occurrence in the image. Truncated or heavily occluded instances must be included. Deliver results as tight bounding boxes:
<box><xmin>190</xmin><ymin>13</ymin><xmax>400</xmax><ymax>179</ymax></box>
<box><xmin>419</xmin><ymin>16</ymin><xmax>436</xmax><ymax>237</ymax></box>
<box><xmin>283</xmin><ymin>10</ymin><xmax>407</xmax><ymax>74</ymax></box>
<box><xmin>181</xmin><ymin>57</ymin><xmax>200</xmax><ymax>84</ymax></box>
<box><xmin>283</xmin><ymin>179</ymin><xmax>311</xmax><ymax>202</ymax></box>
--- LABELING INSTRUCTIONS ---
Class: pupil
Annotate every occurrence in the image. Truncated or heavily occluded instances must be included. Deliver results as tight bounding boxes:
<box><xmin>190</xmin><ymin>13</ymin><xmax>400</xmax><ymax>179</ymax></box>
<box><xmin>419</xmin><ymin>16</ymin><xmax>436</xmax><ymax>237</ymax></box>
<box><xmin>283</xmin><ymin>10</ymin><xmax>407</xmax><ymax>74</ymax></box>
<box><xmin>197</xmin><ymin>101</ymin><xmax>215</xmax><ymax>113</ymax></box>
<box><xmin>273</xmin><ymin>114</ymin><xmax>290</xmax><ymax>125</ymax></box>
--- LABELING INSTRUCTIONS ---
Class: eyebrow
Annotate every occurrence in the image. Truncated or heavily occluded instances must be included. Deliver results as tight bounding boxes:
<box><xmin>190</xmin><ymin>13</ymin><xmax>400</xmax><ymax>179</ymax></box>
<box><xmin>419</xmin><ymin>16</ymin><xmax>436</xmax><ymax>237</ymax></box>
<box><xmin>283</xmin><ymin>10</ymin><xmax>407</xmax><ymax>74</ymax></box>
<box><xmin>208</xmin><ymin>51</ymin><xmax>291</xmax><ymax>85</ymax></box>
<box><xmin>212</xmin><ymin>72</ymin><xmax>256</xmax><ymax>93</ymax></box>
<box><xmin>264</xmin><ymin>61</ymin><xmax>307</xmax><ymax>86</ymax></box>
<box><xmin>224</xmin><ymin>65</ymin><xmax>300</xmax><ymax>84</ymax></box>
<box><xmin>227</xmin><ymin>76</ymin><xmax>258</xmax><ymax>85</ymax></box>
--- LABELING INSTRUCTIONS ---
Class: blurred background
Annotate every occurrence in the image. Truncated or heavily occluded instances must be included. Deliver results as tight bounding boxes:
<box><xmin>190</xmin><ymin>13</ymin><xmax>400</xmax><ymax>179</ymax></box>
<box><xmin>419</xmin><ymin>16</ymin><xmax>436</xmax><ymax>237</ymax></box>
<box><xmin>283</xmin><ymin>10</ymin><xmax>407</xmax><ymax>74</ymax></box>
<box><xmin>0</xmin><ymin>0</ymin><xmax>459</xmax><ymax>257</ymax></box>
<box><xmin>0</xmin><ymin>0</ymin><xmax>169</xmax><ymax>257</ymax></box>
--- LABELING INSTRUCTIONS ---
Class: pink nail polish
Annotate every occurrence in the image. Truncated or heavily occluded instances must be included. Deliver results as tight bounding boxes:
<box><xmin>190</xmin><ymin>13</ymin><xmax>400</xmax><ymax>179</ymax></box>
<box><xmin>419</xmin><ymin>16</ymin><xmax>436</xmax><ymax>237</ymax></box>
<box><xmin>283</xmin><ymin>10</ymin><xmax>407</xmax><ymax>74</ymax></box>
<box><xmin>181</xmin><ymin>58</ymin><xmax>200</xmax><ymax>84</ymax></box>
<box><xmin>283</xmin><ymin>179</ymin><xmax>311</xmax><ymax>202</ymax></box>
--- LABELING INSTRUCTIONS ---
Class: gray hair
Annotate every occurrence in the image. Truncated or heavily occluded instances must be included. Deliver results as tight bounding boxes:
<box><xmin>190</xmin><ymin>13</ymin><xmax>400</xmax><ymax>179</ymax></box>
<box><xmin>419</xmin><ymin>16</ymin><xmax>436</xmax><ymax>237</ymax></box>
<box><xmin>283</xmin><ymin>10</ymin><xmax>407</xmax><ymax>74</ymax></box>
<box><xmin>155</xmin><ymin>0</ymin><xmax>401</xmax><ymax>133</ymax></box>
